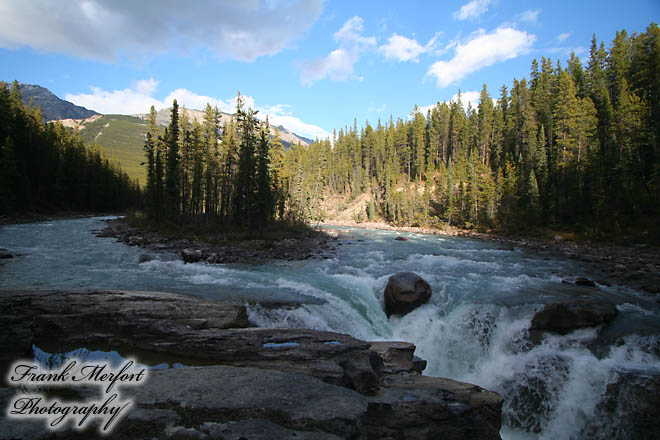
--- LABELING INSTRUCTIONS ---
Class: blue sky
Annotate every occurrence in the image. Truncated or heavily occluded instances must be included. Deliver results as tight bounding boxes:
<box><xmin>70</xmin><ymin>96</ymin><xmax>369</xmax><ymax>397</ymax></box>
<box><xmin>1</xmin><ymin>0</ymin><xmax>658</xmax><ymax>140</ymax></box>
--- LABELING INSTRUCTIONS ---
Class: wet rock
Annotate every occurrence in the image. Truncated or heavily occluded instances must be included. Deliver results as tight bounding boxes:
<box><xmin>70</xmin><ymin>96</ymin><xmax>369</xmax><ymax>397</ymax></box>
<box><xmin>530</xmin><ymin>301</ymin><xmax>618</xmax><ymax>334</ymax></box>
<box><xmin>138</xmin><ymin>253</ymin><xmax>152</xmax><ymax>263</ymax></box>
<box><xmin>384</xmin><ymin>272</ymin><xmax>432</xmax><ymax>317</ymax></box>
<box><xmin>500</xmin><ymin>354</ymin><xmax>570</xmax><ymax>433</ymax></box>
<box><xmin>369</xmin><ymin>341</ymin><xmax>419</xmax><ymax>374</ymax></box>
<box><xmin>574</xmin><ymin>277</ymin><xmax>597</xmax><ymax>287</ymax></box>
<box><xmin>642</xmin><ymin>284</ymin><xmax>660</xmax><ymax>294</ymax></box>
<box><xmin>412</xmin><ymin>356</ymin><xmax>427</xmax><ymax>373</ymax></box>
<box><xmin>581</xmin><ymin>370</ymin><xmax>660</xmax><ymax>439</ymax></box>
<box><xmin>0</xmin><ymin>249</ymin><xmax>13</xmax><ymax>259</ymax></box>
<box><xmin>394</xmin><ymin>236</ymin><xmax>408</xmax><ymax>241</ymax></box>
<box><xmin>181</xmin><ymin>248</ymin><xmax>202</xmax><ymax>263</ymax></box>
<box><xmin>127</xmin><ymin>235</ymin><xmax>143</xmax><ymax>246</ymax></box>
<box><xmin>367</xmin><ymin>374</ymin><xmax>502</xmax><ymax>440</ymax></box>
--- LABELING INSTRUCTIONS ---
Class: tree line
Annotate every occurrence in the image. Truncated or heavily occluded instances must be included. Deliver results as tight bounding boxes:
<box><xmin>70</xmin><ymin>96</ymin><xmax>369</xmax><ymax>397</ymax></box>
<box><xmin>0</xmin><ymin>81</ymin><xmax>141</xmax><ymax>215</ymax></box>
<box><xmin>284</xmin><ymin>23</ymin><xmax>660</xmax><ymax>238</ymax></box>
<box><xmin>142</xmin><ymin>93</ymin><xmax>293</xmax><ymax>232</ymax></box>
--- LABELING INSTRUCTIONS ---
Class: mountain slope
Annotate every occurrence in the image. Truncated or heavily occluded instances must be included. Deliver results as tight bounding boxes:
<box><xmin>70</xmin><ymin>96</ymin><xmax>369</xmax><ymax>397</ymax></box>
<box><xmin>10</xmin><ymin>83</ymin><xmax>315</xmax><ymax>186</ymax></box>
<box><xmin>78</xmin><ymin>115</ymin><xmax>148</xmax><ymax>184</ymax></box>
<box><xmin>5</xmin><ymin>82</ymin><xmax>98</xmax><ymax>121</ymax></box>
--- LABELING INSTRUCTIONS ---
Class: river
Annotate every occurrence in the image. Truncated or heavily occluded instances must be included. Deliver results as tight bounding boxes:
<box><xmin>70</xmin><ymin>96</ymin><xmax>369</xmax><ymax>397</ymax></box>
<box><xmin>1</xmin><ymin>216</ymin><xmax>659</xmax><ymax>439</ymax></box>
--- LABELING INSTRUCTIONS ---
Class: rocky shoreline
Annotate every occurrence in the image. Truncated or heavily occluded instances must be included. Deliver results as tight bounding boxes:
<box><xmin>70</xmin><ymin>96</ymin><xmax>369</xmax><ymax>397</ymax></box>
<box><xmin>0</xmin><ymin>289</ymin><xmax>503</xmax><ymax>439</ymax></box>
<box><xmin>97</xmin><ymin>218</ymin><xmax>338</xmax><ymax>264</ymax></box>
<box><xmin>322</xmin><ymin>220</ymin><xmax>660</xmax><ymax>295</ymax></box>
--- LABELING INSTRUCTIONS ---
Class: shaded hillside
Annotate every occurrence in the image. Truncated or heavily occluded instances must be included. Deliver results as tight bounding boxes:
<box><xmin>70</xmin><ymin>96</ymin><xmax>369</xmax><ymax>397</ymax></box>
<box><xmin>0</xmin><ymin>82</ymin><xmax>140</xmax><ymax>215</ymax></box>
<box><xmin>5</xmin><ymin>82</ymin><xmax>98</xmax><ymax>121</ymax></box>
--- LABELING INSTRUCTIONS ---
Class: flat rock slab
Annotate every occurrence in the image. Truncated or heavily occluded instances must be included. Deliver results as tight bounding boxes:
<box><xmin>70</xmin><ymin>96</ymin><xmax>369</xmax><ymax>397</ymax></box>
<box><xmin>0</xmin><ymin>366</ymin><xmax>366</xmax><ymax>439</ymax></box>
<box><xmin>121</xmin><ymin>365</ymin><xmax>367</xmax><ymax>439</ymax></box>
<box><xmin>0</xmin><ymin>290</ymin><xmax>381</xmax><ymax>393</ymax></box>
<box><xmin>367</xmin><ymin>374</ymin><xmax>502</xmax><ymax>440</ymax></box>
<box><xmin>0</xmin><ymin>289</ymin><xmax>249</xmax><ymax>361</ymax></box>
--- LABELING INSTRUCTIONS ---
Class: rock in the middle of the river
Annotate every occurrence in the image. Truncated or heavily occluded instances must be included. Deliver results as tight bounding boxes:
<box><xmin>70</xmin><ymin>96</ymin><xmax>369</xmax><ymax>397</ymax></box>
<box><xmin>384</xmin><ymin>271</ymin><xmax>432</xmax><ymax>317</ymax></box>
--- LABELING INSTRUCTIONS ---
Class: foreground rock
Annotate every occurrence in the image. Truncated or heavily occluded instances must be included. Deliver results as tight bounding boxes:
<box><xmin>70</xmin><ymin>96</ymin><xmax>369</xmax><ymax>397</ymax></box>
<box><xmin>0</xmin><ymin>289</ymin><xmax>502</xmax><ymax>440</ymax></box>
<box><xmin>384</xmin><ymin>271</ymin><xmax>432</xmax><ymax>317</ymax></box>
<box><xmin>121</xmin><ymin>365</ymin><xmax>367</xmax><ymax>439</ymax></box>
<box><xmin>530</xmin><ymin>301</ymin><xmax>618</xmax><ymax>334</ymax></box>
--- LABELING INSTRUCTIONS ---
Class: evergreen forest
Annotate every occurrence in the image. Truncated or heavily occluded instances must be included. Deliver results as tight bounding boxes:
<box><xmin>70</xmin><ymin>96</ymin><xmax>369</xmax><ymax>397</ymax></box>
<box><xmin>0</xmin><ymin>81</ymin><xmax>141</xmax><ymax>215</ymax></box>
<box><xmin>285</xmin><ymin>24</ymin><xmax>660</xmax><ymax>238</ymax></box>
<box><xmin>142</xmin><ymin>24</ymin><xmax>660</xmax><ymax>240</ymax></box>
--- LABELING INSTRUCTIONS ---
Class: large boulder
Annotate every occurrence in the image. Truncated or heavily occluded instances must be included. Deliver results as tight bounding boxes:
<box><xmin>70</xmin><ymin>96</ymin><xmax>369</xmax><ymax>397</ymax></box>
<box><xmin>581</xmin><ymin>369</ymin><xmax>660</xmax><ymax>439</ymax></box>
<box><xmin>181</xmin><ymin>248</ymin><xmax>202</xmax><ymax>263</ymax></box>
<box><xmin>530</xmin><ymin>301</ymin><xmax>618</xmax><ymax>334</ymax></box>
<box><xmin>384</xmin><ymin>272</ymin><xmax>432</xmax><ymax>317</ymax></box>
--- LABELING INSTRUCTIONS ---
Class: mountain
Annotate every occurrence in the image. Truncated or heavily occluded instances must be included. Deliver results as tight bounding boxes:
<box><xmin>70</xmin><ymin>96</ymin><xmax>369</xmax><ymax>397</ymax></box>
<box><xmin>10</xmin><ymin>83</ymin><xmax>314</xmax><ymax>186</ymax></box>
<box><xmin>5</xmin><ymin>82</ymin><xmax>98</xmax><ymax>121</ymax></box>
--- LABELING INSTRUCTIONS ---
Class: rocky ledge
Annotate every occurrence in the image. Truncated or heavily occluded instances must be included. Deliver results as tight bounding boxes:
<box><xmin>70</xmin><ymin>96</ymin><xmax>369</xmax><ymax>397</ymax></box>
<box><xmin>96</xmin><ymin>218</ymin><xmax>337</xmax><ymax>264</ymax></box>
<box><xmin>0</xmin><ymin>290</ymin><xmax>502</xmax><ymax>440</ymax></box>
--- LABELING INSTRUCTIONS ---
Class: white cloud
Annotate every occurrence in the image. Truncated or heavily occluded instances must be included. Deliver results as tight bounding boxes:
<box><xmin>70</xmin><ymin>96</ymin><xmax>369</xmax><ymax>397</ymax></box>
<box><xmin>379</xmin><ymin>33</ymin><xmax>439</xmax><ymax>63</ymax></box>
<box><xmin>450</xmin><ymin>90</ymin><xmax>481</xmax><ymax>111</ymax></box>
<box><xmin>415</xmin><ymin>90</ymin><xmax>482</xmax><ymax>119</ymax></box>
<box><xmin>265</xmin><ymin>113</ymin><xmax>330</xmax><ymax>140</ymax></box>
<box><xmin>300</xmin><ymin>16</ymin><xmax>376</xmax><ymax>85</ymax></box>
<box><xmin>65</xmin><ymin>80</ymin><xmax>329</xmax><ymax>140</ymax></box>
<box><xmin>453</xmin><ymin>0</ymin><xmax>492</xmax><ymax>21</ymax></box>
<box><xmin>333</xmin><ymin>16</ymin><xmax>377</xmax><ymax>48</ymax></box>
<box><xmin>426</xmin><ymin>27</ymin><xmax>535</xmax><ymax>88</ymax></box>
<box><xmin>65</xmin><ymin>86</ymin><xmax>163</xmax><ymax>115</ymax></box>
<box><xmin>518</xmin><ymin>9</ymin><xmax>541</xmax><ymax>24</ymax></box>
<box><xmin>0</xmin><ymin>0</ymin><xmax>325</xmax><ymax>62</ymax></box>
<box><xmin>557</xmin><ymin>32</ymin><xmax>571</xmax><ymax>43</ymax></box>
<box><xmin>135</xmin><ymin>78</ymin><xmax>159</xmax><ymax>96</ymax></box>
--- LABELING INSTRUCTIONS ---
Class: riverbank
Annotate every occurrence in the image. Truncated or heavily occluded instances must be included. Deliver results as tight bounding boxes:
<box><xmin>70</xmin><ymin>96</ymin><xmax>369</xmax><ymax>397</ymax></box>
<box><xmin>322</xmin><ymin>220</ymin><xmax>660</xmax><ymax>295</ymax></box>
<box><xmin>0</xmin><ymin>211</ymin><xmax>115</xmax><ymax>226</ymax></box>
<box><xmin>98</xmin><ymin>217</ymin><xmax>337</xmax><ymax>264</ymax></box>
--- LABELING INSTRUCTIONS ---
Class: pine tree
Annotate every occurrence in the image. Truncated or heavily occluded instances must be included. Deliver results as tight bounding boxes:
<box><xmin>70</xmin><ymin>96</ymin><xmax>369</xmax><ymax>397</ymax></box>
<box><xmin>165</xmin><ymin>100</ymin><xmax>180</xmax><ymax>218</ymax></box>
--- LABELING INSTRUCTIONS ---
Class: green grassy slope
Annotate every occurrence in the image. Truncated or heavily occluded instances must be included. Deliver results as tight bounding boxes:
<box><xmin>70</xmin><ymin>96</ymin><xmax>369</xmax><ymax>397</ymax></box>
<box><xmin>80</xmin><ymin>115</ymin><xmax>147</xmax><ymax>185</ymax></box>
